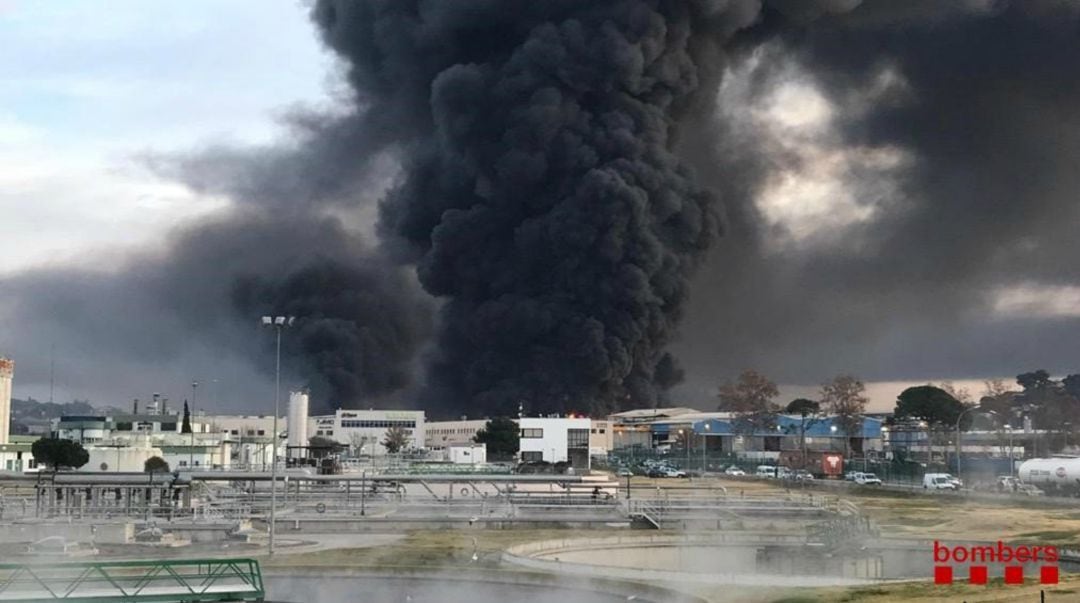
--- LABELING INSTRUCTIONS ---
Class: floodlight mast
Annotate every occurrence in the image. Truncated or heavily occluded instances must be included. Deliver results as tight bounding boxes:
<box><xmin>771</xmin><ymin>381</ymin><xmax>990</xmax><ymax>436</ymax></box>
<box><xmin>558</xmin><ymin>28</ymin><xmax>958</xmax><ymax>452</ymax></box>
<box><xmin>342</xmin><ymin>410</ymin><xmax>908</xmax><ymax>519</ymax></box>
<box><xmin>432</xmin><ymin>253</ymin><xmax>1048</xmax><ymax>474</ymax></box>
<box><xmin>261</xmin><ymin>314</ymin><xmax>294</xmax><ymax>555</ymax></box>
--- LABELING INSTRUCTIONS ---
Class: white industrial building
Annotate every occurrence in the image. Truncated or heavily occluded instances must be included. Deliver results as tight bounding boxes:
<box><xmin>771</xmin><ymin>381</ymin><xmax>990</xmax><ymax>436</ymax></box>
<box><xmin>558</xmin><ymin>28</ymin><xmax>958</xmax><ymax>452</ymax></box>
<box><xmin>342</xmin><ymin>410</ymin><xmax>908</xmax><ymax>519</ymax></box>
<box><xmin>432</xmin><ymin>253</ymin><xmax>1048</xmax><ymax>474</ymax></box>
<box><xmin>309</xmin><ymin>408</ymin><xmax>425</xmax><ymax>455</ymax></box>
<box><xmin>426</xmin><ymin>419</ymin><xmax>490</xmax><ymax>450</ymax></box>
<box><xmin>518</xmin><ymin>417</ymin><xmax>592</xmax><ymax>469</ymax></box>
<box><xmin>52</xmin><ymin>411</ymin><xmax>231</xmax><ymax>471</ymax></box>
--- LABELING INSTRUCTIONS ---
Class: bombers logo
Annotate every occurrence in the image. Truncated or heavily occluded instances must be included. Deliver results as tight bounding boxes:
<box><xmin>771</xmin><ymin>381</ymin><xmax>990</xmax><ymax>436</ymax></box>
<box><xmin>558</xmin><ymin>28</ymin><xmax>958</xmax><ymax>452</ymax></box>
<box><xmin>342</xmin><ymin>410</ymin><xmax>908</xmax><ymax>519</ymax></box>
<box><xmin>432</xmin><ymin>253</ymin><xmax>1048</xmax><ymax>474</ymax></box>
<box><xmin>934</xmin><ymin>541</ymin><xmax>1059</xmax><ymax>585</ymax></box>
<box><xmin>1056</xmin><ymin>466</ymin><xmax>1067</xmax><ymax>478</ymax></box>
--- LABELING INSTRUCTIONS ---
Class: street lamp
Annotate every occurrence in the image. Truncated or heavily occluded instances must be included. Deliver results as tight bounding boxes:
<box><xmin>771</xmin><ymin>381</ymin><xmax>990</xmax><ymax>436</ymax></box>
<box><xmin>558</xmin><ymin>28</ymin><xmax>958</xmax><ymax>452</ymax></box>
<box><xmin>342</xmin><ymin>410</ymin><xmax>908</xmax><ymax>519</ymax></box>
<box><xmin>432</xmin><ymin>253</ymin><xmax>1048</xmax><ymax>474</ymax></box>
<box><xmin>955</xmin><ymin>407</ymin><xmax>998</xmax><ymax>481</ymax></box>
<box><xmin>261</xmin><ymin>315</ymin><xmax>294</xmax><ymax>556</ymax></box>
<box><xmin>702</xmin><ymin>423</ymin><xmax>710</xmax><ymax>472</ymax></box>
<box><xmin>678</xmin><ymin>429</ymin><xmax>688</xmax><ymax>470</ymax></box>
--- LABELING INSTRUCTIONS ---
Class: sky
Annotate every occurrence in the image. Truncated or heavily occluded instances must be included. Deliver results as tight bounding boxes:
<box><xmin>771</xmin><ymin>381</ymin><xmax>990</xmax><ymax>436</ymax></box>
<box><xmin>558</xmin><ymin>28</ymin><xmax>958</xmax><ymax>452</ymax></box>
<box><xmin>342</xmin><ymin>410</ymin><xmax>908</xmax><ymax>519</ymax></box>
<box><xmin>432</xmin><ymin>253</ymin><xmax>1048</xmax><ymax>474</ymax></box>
<box><xmin>1</xmin><ymin>1</ymin><xmax>1077</xmax><ymax>415</ymax></box>
<box><xmin>0</xmin><ymin>0</ymin><xmax>336</xmax><ymax>410</ymax></box>
<box><xmin>0</xmin><ymin>0</ymin><xmax>330</xmax><ymax>273</ymax></box>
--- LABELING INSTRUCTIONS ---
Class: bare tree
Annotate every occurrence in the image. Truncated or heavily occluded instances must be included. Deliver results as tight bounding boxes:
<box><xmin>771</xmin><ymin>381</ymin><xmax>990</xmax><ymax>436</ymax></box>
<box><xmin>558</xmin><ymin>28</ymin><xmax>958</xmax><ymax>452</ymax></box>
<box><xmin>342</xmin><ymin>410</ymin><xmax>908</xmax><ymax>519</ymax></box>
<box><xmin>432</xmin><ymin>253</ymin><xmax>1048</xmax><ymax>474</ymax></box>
<box><xmin>718</xmin><ymin>369</ymin><xmax>780</xmax><ymax>438</ymax></box>
<box><xmin>820</xmin><ymin>375</ymin><xmax>869</xmax><ymax>456</ymax></box>
<box><xmin>937</xmin><ymin>381</ymin><xmax>973</xmax><ymax>405</ymax></box>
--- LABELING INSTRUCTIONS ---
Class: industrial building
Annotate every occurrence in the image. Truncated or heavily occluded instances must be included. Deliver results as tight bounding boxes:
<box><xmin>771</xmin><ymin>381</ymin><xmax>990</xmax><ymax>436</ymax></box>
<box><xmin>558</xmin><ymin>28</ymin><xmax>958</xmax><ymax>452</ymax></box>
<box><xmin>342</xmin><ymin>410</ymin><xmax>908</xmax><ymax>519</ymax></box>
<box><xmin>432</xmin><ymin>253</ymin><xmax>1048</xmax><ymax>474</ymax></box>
<box><xmin>52</xmin><ymin>411</ymin><xmax>231</xmax><ymax>471</ymax></box>
<box><xmin>308</xmin><ymin>408</ymin><xmax>426</xmax><ymax>455</ymax></box>
<box><xmin>426</xmin><ymin>418</ymin><xmax>490</xmax><ymax>450</ymax></box>
<box><xmin>518</xmin><ymin>416</ymin><xmax>592</xmax><ymax>468</ymax></box>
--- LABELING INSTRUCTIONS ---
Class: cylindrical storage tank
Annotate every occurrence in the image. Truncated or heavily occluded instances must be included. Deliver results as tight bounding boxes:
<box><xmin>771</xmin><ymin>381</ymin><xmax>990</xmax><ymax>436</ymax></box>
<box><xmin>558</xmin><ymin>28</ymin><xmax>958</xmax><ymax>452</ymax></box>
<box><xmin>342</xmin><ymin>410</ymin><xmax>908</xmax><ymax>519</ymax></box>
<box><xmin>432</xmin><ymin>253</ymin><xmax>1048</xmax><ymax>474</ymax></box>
<box><xmin>0</xmin><ymin>357</ymin><xmax>13</xmax><ymax>446</ymax></box>
<box><xmin>1017</xmin><ymin>457</ymin><xmax>1080</xmax><ymax>491</ymax></box>
<box><xmin>287</xmin><ymin>391</ymin><xmax>309</xmax><ymax>457</ymax></box>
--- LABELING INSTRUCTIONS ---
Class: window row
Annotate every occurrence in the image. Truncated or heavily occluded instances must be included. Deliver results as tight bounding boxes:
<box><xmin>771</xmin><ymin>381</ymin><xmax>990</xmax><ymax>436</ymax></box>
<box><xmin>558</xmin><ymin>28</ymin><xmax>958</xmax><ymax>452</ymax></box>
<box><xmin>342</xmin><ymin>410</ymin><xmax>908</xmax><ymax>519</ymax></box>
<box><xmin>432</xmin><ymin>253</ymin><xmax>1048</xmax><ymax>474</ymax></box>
<box><xmin>340</xmin><ymin>420</ymin><xmax>417</xmax><ymax>429</ymax></box>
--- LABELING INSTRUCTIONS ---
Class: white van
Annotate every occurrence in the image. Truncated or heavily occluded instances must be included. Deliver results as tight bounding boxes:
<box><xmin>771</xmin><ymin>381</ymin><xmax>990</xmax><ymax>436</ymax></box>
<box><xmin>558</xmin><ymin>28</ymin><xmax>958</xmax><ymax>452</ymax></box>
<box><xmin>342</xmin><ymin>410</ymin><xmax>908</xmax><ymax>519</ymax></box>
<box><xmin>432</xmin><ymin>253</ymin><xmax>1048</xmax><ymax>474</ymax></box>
<box><xmin>755</xmin><ymin>465</ymin><xmax>778</xmax><ymax>478</ymax></box>
<box><xmin>923</xmin><ymin>473</ymin><xmax>958</xmax><ymax>490</ymax></box>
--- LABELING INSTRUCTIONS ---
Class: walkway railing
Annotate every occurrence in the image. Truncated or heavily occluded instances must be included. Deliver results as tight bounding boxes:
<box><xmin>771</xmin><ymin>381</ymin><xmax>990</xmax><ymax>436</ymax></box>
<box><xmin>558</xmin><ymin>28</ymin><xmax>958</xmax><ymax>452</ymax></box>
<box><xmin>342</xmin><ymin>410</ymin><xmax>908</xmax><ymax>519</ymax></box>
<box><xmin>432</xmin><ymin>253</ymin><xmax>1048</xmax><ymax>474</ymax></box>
<box><xmin>0</xmin><ymin>559</ymin><xmax>264</xmax><ymax>602</ymax></box>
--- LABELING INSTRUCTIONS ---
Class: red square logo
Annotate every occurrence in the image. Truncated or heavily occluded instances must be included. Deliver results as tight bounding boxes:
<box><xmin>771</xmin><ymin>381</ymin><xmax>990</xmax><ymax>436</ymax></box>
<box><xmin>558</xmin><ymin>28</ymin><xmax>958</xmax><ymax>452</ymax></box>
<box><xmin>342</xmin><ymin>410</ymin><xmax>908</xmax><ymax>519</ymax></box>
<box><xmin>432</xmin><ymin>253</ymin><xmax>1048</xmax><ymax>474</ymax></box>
<box><xmin>1004</xmin><ymin>566</ymin><xmax>1024</xmax><ymax>584</ymax></box>
<box><xmin>1041</xmin><ymin>566</ymin><xmax>1059</xmax><ymax>584</ymax></box>
<box><xmin>934</xmin><ymin>565</ymin><xmax>953</xmax><ymax>584</ymax></box>
<box><xmin>968</xmin><ymin>565</ymin><xmax>987</xmax><ymax>584</ymax></box>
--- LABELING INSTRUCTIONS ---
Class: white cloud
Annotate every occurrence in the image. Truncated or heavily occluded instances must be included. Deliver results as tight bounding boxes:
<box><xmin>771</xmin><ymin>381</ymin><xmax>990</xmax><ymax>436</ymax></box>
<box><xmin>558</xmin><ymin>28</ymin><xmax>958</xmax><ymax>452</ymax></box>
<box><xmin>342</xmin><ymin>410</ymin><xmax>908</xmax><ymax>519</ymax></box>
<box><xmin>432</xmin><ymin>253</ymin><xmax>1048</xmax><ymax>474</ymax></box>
<box><xmin>992</xmin><ymin>284</ymin><xmax>1080</xmax><ymax>319</ymax></box>
<box><xmin>0</xmin><ymin>0</ymin><xmax>334</xmax><ymax>273</ymax></box>
<box><xmin>718</xmin><ymin>61</ymin><xmax>911</xmax><ymax>250</ymax></box>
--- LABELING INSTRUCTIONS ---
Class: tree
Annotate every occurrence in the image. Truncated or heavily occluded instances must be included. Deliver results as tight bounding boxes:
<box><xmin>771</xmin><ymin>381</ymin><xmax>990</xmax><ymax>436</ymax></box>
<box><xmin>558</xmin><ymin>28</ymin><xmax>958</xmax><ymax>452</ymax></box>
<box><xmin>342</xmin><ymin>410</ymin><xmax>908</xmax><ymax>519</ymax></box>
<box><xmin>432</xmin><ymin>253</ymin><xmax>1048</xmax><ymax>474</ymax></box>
<box><xmin>785</xmin><ymin>398</ymin><xmax>821</xmax><ymax>467</ymax></box>
<box><xmin>1017</xmin><ymin>370</ymin><xmax>1053</xmax><ymax>393</ymax></box>
<box><xmin>181</xmin><ymin>400</ymin><xmax>192</xmax><ymax>434</ymax></box>
<box><xmin>382</xmin><ymin>426</ymin><xmax>410</xmax><ymax>453</ymax></box>
<box><xmin>894</xmin><ymin>386</ymin><xmax>965</xmax><ymax>428</ymax></box>
<box><xmin>31</xmin><ymin>438</ymin><xmax>89</xmax><ymax>472</ymax></box>
<box><xmin>820</xmin><ymin>375</ymin><xmax>869</xmax><ymax>455</ymax></box>
<box><xmin>1064</xmin><ymin>374</ymin><xmax>1080</xmax><ymax>399</ymax></box>
<box><xmin>144</xmin><ymin>456</ymin><xmax>170</xmax><ymax>474</ymax></box>
<box><xmin>473</xmin><ymin>417</ymin><xmax>519</xmax><ymax>460</ymax></box>
<box><xmin>937</xmin><ymin>381</ymin><xmax>972</xmax><ymax>404</ymax></box>
<box><xmin>718</xmin><ymin>370</ymin><xmax>779</xmax><ymax>435</ymax></box>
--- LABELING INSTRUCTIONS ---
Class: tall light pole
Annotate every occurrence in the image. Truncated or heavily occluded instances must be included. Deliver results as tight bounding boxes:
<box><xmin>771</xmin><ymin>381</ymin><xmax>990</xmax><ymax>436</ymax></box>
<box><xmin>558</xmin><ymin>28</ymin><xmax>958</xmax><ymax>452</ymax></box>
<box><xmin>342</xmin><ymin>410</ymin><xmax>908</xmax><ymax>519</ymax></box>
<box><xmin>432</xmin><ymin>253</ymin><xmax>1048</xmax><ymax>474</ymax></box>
<box><xmin>262</xmin><ymin>315</ymin><xmax>294</xmax><ymax>556</ymax></box>
<box><xmin>955</xmin><ymin>407</ymin><xmax>997</xmax><ymax>481</ymax></box>
<box><xmin>702</xmin><ymin>423</ymin><xmax>710</xmax><ymax>472</ymax></box>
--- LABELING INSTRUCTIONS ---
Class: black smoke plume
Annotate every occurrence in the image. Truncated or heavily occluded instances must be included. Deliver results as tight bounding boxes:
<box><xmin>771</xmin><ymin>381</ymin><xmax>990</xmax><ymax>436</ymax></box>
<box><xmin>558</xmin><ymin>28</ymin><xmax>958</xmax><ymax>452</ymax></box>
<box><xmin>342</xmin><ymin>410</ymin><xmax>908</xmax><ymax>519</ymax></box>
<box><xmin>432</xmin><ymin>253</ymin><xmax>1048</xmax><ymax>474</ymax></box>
<box><xmin>6</xmin><ymin>0</ymin><xmax>1080</xmax><ymax>416</ymax></box>
<box><xmin>672</xmin><ymin>0</ymin><xmax>1080</xmax><ymax>395</ymax></box>
<box><xmin>312</xmin><ymin>0</ymin><xmax>764</xmax><ymax>416</ymax></box>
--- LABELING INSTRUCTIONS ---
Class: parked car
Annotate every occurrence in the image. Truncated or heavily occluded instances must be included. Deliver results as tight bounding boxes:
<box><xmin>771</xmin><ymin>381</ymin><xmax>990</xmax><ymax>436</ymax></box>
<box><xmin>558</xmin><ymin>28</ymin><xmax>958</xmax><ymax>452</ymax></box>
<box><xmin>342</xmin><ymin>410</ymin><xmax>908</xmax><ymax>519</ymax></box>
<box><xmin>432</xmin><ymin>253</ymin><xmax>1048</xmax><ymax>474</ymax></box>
<box><xmin>844</xmin><ymin>471</ymin><xmax>859</xmax><ymax>481</ymax></box>
<box><xmin>923</xmin><ymin>472</ymin><xmax>959</xmax><ymax>490</ymax></box>
<box><xmin>997</xmin><ymin>476</ymin><xmax>1043</xmax><ymax>496</ymax></box>
<box><xmin>664</xmin><ymin>469</ymin><xmax>688</xmax><ymax>478</ymax></box>
<box><xmin>793</xmin><ymin>469</ymin><xmax>815</xmax><ymax>481</ymax></box>
<box><xmin>755</xmin><ymin>465</ymin><xmax>778</xmax><ymax>478</ymax></box>
<box><xmin>616</xmin><ymin>468</ymin><xmax>633</xmax><ymax>477</ymax></box>
<box><xmin>724</xmin><ymin>466</ymin><xmax>746</xmax><ymax>476</ymax></box>
<box><xmin>855</xmin><ymin>472</ymin><xmax>882</xmax><ymax>485</ymax></box>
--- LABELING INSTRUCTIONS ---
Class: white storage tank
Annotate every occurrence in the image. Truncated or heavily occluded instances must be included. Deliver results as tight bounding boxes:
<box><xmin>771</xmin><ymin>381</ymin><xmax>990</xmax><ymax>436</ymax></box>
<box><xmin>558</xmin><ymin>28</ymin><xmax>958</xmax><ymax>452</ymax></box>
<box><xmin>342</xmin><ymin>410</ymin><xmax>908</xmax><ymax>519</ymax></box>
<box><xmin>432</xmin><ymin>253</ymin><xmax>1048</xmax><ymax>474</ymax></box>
<box><xmin>287</xmin><ymin>391</ymin><xmax>309</xmax><ymax>457</ymax></box>
<box><xmin>1017</xmin><ymin>457</ymin><xmax>1080</xmax><ymax>492</ymax></box>
<box><xmin>0</xmin><ymin>357</ymin><xmax>12</xmax><ymax>446</ymax></box>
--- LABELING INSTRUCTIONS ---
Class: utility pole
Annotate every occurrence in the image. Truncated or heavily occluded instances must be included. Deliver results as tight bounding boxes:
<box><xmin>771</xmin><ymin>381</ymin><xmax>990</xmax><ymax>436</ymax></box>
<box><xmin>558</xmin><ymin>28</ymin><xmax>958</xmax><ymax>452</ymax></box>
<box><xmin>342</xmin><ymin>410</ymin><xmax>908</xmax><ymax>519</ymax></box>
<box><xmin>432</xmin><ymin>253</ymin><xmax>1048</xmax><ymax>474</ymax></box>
<box><xmin>262</xmin><ymin>316</ymin><xmax>294</xmax><ymax>556</ymax></box>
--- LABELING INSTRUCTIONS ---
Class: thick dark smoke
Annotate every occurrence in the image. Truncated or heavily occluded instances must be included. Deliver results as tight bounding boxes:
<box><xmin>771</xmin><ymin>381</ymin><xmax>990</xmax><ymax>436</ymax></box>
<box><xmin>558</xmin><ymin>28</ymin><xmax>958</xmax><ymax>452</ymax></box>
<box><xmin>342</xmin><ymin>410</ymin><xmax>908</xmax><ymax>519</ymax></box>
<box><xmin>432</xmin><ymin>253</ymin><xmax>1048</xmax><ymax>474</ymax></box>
<box><xmin>312</xmin><ymin>0</ymin><xmax>763</xmax><ymax>416</ymax></box>
<box><xmin>673</xmin><ymin>0</ymin><xmax>1080</xmax><ymax>396</ymax></box>
<box><xmin>5</xmin><ymin>0</ymin><xmax>1080</xmax><ymax>415</ymax></box>
<box><xmin>0</xmin><ymin>210</ymin><xmax>432</xmax><ymax>413</ymax></box>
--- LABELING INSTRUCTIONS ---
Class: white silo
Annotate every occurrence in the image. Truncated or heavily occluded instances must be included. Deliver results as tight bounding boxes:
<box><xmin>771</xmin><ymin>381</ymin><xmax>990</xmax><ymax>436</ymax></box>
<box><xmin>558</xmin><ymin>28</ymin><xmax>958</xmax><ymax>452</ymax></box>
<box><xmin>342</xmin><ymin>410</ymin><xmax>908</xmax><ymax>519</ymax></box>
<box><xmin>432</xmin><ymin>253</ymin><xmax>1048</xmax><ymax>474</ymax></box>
<box><xmin>0</xmin><ymin>357</ymin><xmax>12</xmax><ymax>446</ymax></box>
<box><xmin>287</xmin><ymin>391</ymin><xmax>309</xmax><ymax>458</ymax></box>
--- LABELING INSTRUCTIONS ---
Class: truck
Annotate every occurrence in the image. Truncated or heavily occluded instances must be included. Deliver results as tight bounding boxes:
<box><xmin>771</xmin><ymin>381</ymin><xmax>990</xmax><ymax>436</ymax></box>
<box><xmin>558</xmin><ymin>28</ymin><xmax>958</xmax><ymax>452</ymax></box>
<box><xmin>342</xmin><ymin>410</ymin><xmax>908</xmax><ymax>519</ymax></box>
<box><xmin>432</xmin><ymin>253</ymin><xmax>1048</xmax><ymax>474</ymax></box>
<box><xmin>1017</xmin><ymin>457</ymin><xmax>1080</xmax><ymax>495</ymax></box>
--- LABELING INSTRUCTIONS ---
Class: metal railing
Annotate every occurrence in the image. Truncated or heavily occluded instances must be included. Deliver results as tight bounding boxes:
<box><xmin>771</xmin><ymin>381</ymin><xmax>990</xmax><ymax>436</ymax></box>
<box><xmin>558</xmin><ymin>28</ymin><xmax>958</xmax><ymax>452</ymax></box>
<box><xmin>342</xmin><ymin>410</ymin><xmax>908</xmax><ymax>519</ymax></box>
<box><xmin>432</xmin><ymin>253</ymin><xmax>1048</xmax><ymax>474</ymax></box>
<box><xmin>0</xmin><ymin>558</ymin><xmax>264</xmax><ymax>602</ymax></box>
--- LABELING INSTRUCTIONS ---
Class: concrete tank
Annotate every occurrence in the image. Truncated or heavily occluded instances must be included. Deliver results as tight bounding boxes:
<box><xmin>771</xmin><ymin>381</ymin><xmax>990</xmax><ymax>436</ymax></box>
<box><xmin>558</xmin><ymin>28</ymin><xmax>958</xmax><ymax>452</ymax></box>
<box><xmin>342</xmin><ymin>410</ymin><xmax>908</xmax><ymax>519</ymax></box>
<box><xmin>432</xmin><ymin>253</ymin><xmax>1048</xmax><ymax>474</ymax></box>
<box><xmin>1017</xmin><ymin>457</ymin><xmax>1080</xmax><ymax>491</ymax></box>
<box><xmin>287</xmin><ymin>391</ymin><xmax>309</xmax><ymax>457</ymax></box>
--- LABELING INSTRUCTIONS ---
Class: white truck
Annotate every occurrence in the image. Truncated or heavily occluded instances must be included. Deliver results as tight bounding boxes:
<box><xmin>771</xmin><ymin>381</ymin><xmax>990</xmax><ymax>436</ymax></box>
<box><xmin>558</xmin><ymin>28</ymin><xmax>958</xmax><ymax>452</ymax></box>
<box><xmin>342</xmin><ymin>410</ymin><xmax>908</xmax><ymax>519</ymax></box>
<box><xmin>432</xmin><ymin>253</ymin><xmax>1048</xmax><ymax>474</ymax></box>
<box><xmin>923</xmin><ymin>473</ymin><xmax>960</xmax><ymax>490</ymax></box>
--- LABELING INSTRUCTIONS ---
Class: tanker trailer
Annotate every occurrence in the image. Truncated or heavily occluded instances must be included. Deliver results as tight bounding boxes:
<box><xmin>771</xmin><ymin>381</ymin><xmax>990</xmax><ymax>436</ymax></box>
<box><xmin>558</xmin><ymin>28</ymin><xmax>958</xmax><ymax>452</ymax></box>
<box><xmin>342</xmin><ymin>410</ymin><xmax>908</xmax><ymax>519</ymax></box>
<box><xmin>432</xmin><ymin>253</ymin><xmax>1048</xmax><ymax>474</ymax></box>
<box><xmin>1017</xmin><ymin>457</ymin><xmax>1080</xmax><ymax>495</ymax></box>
